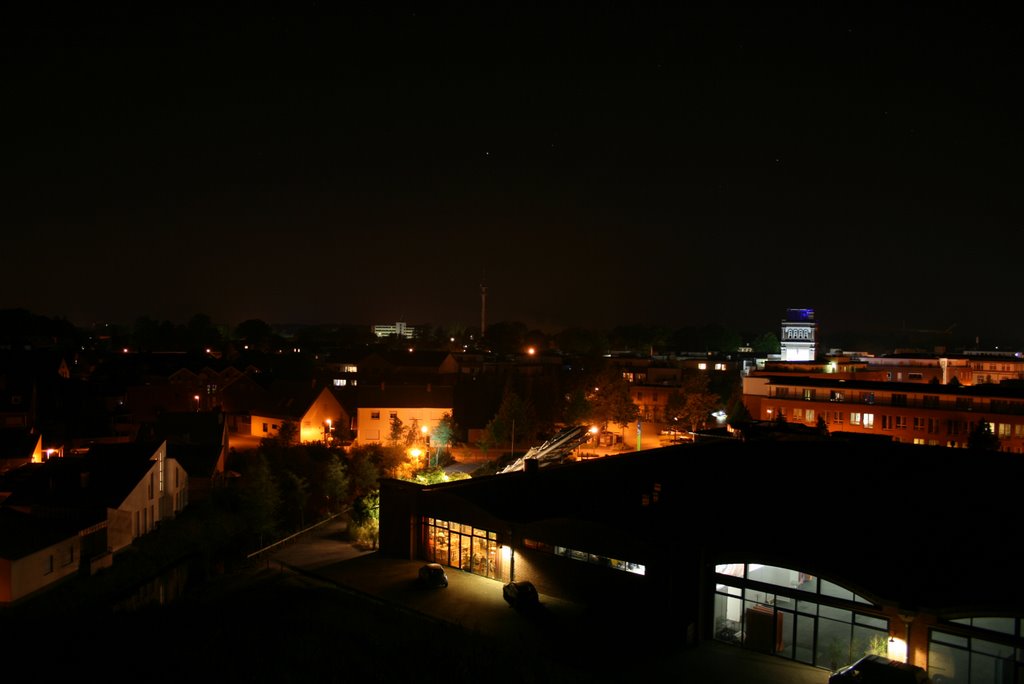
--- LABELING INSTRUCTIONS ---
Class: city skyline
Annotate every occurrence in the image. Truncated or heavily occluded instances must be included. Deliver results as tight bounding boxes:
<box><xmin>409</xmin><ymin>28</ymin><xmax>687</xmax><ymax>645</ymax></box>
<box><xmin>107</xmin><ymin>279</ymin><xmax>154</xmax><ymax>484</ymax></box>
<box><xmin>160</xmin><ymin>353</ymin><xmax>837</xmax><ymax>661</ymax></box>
<box><xmin>4</xmin><ymin>6</ymin><xmax>1022</xmax><ymax>341</ymax></box>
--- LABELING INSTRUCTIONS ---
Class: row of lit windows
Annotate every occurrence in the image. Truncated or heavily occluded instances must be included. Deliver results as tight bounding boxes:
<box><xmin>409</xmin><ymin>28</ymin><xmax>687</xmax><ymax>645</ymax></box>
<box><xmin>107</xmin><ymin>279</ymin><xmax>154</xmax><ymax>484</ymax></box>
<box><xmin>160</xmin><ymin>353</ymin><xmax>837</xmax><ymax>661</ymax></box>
<box><xmin>775</xmin><ymin>386</ymin><xmax>1024</xmax><ymax>413</ymax></box>
<box><xmin>781</xmin><ymin>407</ymin><xmax>1024</xmax><ymax>440</ymax></box>
<box><xmin>524</xmin><ymin>538</ymin><xmax>645</xmax><ymax>575</ymax></box>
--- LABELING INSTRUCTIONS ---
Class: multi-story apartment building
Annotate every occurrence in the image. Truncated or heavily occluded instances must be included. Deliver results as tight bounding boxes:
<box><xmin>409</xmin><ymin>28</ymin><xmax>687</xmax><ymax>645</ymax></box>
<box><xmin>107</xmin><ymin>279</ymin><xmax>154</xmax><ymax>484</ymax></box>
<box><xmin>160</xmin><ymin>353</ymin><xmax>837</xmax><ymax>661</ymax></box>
<box><xmin>743</xmin><ymin>374</ymin><xmax>1024</xmax><ymax>453</ymax></box>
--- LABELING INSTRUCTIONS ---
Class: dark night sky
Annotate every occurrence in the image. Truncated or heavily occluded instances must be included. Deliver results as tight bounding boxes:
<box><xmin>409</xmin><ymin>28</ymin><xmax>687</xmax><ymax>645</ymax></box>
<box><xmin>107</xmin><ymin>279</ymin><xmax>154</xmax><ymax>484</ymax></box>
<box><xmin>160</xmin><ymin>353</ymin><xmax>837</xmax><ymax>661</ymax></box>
<box><xmin>3</xmin><ymin>5</ymin><xmax>1022</xmax><ymax>342</ymax></box>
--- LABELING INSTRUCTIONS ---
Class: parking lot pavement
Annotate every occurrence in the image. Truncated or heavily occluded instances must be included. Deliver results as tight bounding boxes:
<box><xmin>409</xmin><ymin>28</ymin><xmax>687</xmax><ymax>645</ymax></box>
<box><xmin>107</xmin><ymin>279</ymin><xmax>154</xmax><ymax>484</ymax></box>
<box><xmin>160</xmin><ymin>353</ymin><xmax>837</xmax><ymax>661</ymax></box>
<box><xmin>270</xmin><ymin>520</ymin><xmax>828</xmax><ymax>683</ymax></box>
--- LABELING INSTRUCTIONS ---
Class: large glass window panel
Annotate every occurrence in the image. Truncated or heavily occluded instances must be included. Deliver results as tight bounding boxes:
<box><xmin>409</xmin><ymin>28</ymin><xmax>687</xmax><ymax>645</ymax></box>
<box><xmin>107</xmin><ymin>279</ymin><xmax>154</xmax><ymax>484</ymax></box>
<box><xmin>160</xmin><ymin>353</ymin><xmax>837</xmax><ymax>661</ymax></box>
<box><xmin>774</xmin><ymin>593</ymin><xmax>796</xmax><ymax>611</ymax></box>
<box><xmin>854</xmin><ymin>613</ymin><xmax>888</xmax><ymax>630</ymax></box>
<box><xmin>796</xmin><ymin>599</ymin><xmax>818</xmax><ymax>615</ymax></box>
<box><xmin>435</xmin><ymin>529</ymin><xmax>450</xmax><ymax>565</ymax></box>
<box><xmin>851</xmin><ymin>624</ymin><xmax>888</xmax><ymax>662</ymax></box>
<box><xmin>972</xmin><ymin>617</ymin><xmax>1017</xmax><ymax>636</ymax></box>
<box><xmin>713</xmin><ymin>593</ymin><xmax>744</xmax><ymax>645</ymax></box>
<box><xmin>744</xmin><ymin>586</ymin><xmax>774</xmax><ymax>605</ymax></box>
<box><xmin>819</xmin><ymin>605</ymin><xmax>852</xmax><ymax>623</ymax></box>
<box><xmin>934</xmin><ymin>632</ymin><xmax>970</xmax><ymax>648</ymax></box>
<box><xmin>716</xmin><ymin>563</ymin><xmax>745</xmax><ymax>578</ymax></box>
<box><xmin>473</xmin><ymin>536</ymin><xmax>490</xmax><ymax>576</ymax></box>
<box><xmin>821</xmin><ymin>580</ymin><xmax>854</xmax><ymax>600</ymax></box>
<box><xmin>929</xmin><ymin>641</ymin><xmax>969</xmax><ymax>684</ymax></box>
<box><xmin>459</xmin><ymin>534</ymin><xmax>472</xmax><ymax>571</ymax></box>
<box><xmin>747</xmin><ymin>564</ymin><xmax>804</xmax><ymax>590</ymax></box>
<box><xmin>818</xmin><ymin>617</ymin><xmax>854</xmax><ymax>671</ymax></box>
<box><xmin>777</xmin><ymin>609</ymin><xmax>795</xmax><ymax>659</ymax></box>
<box><xmin>972</xmin><ymin>636</ymin><xmax>1016</xmax><ymax>684</ymax></box>
<box><xmin>486</xmin><ymin>539</ymin><xmax>498</xmax><ymax>580</ymax></box>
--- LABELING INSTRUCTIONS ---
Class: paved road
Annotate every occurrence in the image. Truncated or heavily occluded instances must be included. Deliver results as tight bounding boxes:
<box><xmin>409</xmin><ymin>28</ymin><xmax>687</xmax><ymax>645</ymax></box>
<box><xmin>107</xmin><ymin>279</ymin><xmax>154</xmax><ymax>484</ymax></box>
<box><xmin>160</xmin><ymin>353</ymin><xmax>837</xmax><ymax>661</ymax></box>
<box><xmin>265</xmin><ymin>517</ymin><xmax>830</xmax><ymax>683</ymax></box>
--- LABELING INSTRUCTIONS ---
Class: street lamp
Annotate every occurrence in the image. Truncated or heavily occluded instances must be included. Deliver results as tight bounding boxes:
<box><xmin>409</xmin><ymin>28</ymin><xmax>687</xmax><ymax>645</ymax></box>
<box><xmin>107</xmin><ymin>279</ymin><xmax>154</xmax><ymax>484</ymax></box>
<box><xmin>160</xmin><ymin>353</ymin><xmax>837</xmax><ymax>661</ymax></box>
<box><xmin>421</xmin><ymin>424</ymin><xmax>431</xmax><ymax>465</ymax></box>
<box><xmin>324</xmin><ymin>418</ymin><xmax>333</xmax><ymax>444</ymax></box>
<box><xmin>194</xmin><ymin>395</ymin><xmax>200</xmax><ymax>412</ymax></box>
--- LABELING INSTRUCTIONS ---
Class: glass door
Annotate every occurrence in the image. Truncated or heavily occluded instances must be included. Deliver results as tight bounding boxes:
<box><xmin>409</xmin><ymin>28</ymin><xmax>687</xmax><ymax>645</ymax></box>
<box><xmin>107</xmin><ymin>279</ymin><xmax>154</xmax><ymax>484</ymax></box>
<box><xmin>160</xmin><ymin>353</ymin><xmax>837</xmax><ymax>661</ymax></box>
<box><xmin>776</xmin><ymin>609</ymin><xmax>795</xmax><ymax>659</ymax></box>
<box><xmin>795</xmin><ymin>614</ymin><xmax>816</xmax><ymax>665</ymax></box>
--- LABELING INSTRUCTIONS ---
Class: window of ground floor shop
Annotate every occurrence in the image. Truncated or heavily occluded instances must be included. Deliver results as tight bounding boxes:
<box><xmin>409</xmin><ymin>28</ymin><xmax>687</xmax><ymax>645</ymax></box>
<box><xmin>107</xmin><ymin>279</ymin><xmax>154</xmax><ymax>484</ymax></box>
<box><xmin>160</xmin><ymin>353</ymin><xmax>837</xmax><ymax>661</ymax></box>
<box><xmin>421</xmin><ymin>518</ymin><xmax>504</xmax><ymax>581</ymax></box>
<box><xmin>713</xmin><ymin>563</ymin><xmax>888</xmax><ymax>672</ymax></box>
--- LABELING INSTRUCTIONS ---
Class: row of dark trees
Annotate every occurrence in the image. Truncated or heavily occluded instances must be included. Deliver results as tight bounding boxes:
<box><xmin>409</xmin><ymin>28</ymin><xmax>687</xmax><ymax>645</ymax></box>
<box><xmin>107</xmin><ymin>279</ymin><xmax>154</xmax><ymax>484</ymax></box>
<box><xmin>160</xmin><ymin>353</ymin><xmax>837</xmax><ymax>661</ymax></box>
<box><xmin>229</xmin><ymin>418</ymin><xmax>469</xmax><ymax>552</ymax></box>
<box><xmin>475</xmin><ymin>363</ymin><xmax>742</xmax><ymax>454</ymax></box>
<box><xmin>2</xmin><ymin>307</ymin><xmax>786</xmax><ymax>358</ymax></box>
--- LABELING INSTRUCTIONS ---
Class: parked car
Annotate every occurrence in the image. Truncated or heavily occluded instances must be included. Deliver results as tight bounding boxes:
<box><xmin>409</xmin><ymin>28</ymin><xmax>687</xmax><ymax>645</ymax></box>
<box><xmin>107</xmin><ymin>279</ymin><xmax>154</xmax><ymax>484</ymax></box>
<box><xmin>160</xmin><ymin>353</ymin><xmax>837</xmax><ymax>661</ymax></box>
<box><xmin>502</xmin><ymin>580</ymin><xmax>539</xmax><ymax>609</ymax></box>
<box><xmin>417</xmin><ymin>563</ymin><xmax>449</xmax><ymax>588</ymax></box>
<box><xmin>829</xmin><ymin>655</ymin><xmax>930</xmax><ymax>683</ymax></box>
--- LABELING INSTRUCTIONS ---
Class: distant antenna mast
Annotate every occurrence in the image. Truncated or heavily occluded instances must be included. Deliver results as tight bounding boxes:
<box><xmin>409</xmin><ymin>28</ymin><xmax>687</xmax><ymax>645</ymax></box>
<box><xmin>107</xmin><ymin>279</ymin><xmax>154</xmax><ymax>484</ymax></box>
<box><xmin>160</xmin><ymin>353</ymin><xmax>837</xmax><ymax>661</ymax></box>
<box><xmin>480</xmin><ymin>282</ymin><xmax>487</xmax><ymax>338</ymax></box>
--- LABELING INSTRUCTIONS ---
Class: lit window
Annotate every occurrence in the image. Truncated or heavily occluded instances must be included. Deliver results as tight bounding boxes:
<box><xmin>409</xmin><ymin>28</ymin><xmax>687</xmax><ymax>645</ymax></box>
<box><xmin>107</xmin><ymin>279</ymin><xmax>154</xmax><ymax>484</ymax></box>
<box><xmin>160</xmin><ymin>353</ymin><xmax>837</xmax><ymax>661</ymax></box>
<box><xmin>863</xmin><ymin>413</ymin><xmax>875</xmax><ymax>429</ymax></box>
<box><xmin>698</xmin><ymin>363</ymin><xmax>707</xmax><ymax>370</ymax></box>
<box><xmin>850</xmin><ymin>412</ymin><xmax>861</xmax><ymax>426</ymax></box>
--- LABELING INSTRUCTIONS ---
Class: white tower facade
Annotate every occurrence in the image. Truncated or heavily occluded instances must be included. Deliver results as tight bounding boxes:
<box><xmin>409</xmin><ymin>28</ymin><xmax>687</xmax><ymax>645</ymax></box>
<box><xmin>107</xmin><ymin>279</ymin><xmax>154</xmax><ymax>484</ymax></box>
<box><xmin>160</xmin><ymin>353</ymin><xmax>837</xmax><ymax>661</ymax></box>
<box><xmin>780</xmin><ymin>308</ymin><xmax>817</xmax><ymax>361</ymax></box>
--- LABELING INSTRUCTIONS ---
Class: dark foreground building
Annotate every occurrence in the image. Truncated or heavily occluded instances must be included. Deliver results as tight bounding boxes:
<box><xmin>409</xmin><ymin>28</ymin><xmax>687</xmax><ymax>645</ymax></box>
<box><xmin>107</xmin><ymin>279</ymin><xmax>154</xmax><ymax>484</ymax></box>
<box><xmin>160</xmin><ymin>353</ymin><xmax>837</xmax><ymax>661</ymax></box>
<box><xmin>380</xmin><ymin>438</ymin><xmax>1024</xmax><ymax>682</ymax></box>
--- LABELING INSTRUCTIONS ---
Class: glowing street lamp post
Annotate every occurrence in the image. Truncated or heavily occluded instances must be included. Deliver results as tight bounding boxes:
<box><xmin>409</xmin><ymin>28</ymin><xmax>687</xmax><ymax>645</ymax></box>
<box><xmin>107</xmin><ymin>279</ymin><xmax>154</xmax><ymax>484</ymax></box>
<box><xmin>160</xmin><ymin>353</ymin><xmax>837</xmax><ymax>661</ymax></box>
<box><xmin>421</xmin><ymin>425</ymin><xmax>432</xmax><ymax>466</ymax></box>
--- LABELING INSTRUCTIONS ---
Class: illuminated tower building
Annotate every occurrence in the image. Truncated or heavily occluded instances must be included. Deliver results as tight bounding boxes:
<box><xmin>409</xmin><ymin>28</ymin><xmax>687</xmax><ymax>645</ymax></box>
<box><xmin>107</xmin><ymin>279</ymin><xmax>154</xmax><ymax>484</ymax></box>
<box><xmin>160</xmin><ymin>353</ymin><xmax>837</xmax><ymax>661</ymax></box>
<box><xmin>780</xmin><ymin>308</ymin><xmax>817</xmax><ymax>361</ymax></box>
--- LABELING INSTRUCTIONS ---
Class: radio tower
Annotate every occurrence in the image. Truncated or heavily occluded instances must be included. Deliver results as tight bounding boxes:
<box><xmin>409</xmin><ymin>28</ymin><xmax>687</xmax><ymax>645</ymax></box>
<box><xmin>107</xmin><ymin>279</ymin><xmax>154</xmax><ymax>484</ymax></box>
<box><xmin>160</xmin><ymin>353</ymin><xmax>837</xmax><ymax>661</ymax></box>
<box><xmin>480</xmin><ymin>282</ymin><xmax>487</xmax><ymax>339</ymax></box>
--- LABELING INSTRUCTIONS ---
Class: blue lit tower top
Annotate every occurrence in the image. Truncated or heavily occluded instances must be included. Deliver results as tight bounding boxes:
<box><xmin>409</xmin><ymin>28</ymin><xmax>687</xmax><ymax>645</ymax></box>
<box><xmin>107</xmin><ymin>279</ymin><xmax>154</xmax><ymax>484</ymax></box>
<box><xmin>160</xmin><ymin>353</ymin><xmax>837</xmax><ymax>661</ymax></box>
<box><xmin>781</xmin><ymin>309</ymin><xmax>817</xmax><ymax>361</ymax></box>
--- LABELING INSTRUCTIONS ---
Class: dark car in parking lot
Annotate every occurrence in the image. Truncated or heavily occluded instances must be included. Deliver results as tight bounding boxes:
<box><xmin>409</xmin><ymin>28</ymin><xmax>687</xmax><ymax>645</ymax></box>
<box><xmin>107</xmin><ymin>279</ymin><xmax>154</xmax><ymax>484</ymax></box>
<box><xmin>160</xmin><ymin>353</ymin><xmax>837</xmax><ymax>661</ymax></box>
<box><xmin>417</xmin><ymin>563</ymin><xmax>449</xmax><ymax>588</ymax></box>
<box><xmin>829</xmin><ymin>655</ymin><xmax>930</xmax><ymax>683</ymax></box>
<box><xmin>502</xmin><ymin>580</ymin><xmax>539</xmax><ymax>609</ymax></box>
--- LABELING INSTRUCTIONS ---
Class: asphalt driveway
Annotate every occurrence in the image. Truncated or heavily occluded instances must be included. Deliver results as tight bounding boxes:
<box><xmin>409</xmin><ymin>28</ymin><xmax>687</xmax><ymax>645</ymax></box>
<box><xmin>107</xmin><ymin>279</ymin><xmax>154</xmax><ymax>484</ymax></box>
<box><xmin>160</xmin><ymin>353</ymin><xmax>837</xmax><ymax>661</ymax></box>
<box><xmin>267</xmin><ymin>518</ymin><xmax>829</xmax><ymax>683</ymax></box>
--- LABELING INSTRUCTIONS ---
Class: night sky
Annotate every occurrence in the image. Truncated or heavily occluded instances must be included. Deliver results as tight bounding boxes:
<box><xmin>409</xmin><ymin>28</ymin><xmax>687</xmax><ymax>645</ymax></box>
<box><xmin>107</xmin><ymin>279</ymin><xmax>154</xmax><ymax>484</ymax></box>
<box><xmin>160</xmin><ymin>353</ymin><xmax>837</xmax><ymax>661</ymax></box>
<box><xmin>3</xmin><ymin>5</ymin><xmax>1022</xmax><ymax>342</ymax></box>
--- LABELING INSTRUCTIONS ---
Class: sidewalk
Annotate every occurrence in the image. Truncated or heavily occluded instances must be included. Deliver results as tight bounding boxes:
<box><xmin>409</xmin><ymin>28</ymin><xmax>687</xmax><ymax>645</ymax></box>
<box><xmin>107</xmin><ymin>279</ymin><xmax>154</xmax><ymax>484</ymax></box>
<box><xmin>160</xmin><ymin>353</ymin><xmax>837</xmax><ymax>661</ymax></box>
<box><xmin>268</xmin><ymin>518</ymin><xmax>829</xmax><ymax>684</ymax></box>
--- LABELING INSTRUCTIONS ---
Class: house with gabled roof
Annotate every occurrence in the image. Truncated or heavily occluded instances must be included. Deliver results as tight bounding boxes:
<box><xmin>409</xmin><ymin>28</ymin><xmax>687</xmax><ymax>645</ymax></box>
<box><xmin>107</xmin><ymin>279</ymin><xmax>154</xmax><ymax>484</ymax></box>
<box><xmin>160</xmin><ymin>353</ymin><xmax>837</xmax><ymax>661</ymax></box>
<box><xmin>249</xmin><ymin>383</ymin><xmax>349</xmax><ymax>444</ymax></box>
<box><xmin>2</xmin><ymin>440</ymin><xmax>188</xmax><ymax>558</ymax></box>
<box><xmin>140</xmin><ymin>411</ymin><xmax>228</xmax><ymax>502</ymax></box>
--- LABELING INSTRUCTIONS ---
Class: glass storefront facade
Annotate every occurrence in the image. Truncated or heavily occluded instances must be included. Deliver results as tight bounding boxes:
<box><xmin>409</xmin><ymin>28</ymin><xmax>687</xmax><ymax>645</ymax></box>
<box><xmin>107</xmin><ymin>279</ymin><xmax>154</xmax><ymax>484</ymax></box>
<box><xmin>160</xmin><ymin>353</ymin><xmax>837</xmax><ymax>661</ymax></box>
<box><xmin>422</xmin><ymin>517</ymin><xmax>505</xmax><ymax>581</ymax></box>
<box><xmin>715</xmin><ymin>564</ymin><xmax>1024</xmax><ymax>681</ymax></box>
<box><xmin>713</xmin><ymin>563</ymin><xmax>887</xmax><ymax>671</ymax></box>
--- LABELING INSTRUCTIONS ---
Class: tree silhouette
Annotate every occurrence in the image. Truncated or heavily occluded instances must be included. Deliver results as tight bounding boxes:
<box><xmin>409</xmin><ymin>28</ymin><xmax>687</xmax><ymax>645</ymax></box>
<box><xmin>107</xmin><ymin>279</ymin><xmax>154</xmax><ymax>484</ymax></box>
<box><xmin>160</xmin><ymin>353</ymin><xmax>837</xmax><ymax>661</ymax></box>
<box><xmin>238</xmin><ymin>454</ymin><xmax>281</xmax><ymax>547</ymax></box>
<box><xmin>389</xmin><ymin>414</ymin><xmax>404</xmax><ymax>446</ymax></box>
